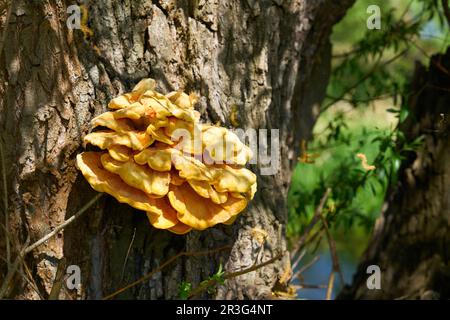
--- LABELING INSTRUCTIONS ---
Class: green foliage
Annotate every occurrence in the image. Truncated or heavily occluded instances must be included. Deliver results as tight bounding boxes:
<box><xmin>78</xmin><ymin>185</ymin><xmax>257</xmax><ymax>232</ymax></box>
<box><xmin>288</xmin><ymin>0</ymin><xmax>443</xmax><ymax>254</ymax></box>
<box><xmin>178</xmin><ymin>281</ymin><xmax>192</xmax><ymax>300</ymax></box>
<box><xmin>326</xmin><ymin>0</ymin><xmax>449</xmax><ymax>111</ymax></box>
<box><xmin>200</xmin><ymin>263</ymin><xmax>225</xmax><ymax>295</ymax></box>
<box><xmin>177</xmin><ymin>264</ymin><xmax>225</xmax><ymax>299</ymax></box>
<box><xmin>288</xmin><ymin>108</ymin><xmax>425</xmax><ymax>254</ymax></box>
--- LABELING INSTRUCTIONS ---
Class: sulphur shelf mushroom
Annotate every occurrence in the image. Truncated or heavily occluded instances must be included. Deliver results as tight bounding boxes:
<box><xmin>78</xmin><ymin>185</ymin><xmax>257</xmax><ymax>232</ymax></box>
<box><xmin>76</xmin><ymin>78</ymin><xmax>256</xmax><ymax>234</ymax></box>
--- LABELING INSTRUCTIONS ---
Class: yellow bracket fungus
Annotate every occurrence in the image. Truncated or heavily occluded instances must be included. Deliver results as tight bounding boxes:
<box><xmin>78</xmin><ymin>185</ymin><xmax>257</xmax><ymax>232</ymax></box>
<box><xmin>76</xmin><ymin>79</ymin><xmax>257</xmax><ymax>234</ymax></box>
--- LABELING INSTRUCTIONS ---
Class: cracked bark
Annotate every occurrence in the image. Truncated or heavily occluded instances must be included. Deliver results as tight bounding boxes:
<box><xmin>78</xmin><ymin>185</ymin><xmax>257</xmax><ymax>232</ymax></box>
<box><xmin>0</xmin><ymin>0</ymin><xmax>354</xmax><ymax>299</ymax></box>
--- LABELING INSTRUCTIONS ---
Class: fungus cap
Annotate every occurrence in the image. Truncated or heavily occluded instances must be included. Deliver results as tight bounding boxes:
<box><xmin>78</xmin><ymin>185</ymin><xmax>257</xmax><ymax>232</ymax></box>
<box><xmin>77</xmin><ymin>78</ymin><xmax>257</xmax><ymax>234</ymax></box>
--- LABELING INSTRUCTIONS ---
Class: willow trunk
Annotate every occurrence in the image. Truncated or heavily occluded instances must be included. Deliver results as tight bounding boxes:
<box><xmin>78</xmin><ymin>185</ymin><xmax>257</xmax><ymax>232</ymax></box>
<box><xmin>0</xmin><ymin>0</ymin><xmax>353</xmax><ymax>299</ymax></box>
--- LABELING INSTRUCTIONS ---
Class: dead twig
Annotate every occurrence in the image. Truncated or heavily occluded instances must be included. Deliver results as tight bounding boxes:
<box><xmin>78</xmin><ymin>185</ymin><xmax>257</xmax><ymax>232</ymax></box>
<box><xmin>103</xmin><ymin>245</ymin><xmax>232</xmax><ymax>300</ymax></box>
<box><xmin>293</xmin><ymin>255</ymin><xmax>320</xmax><ymax>281</ymax></box>
<box><xmin>293</xmin><ymin>284</ymin><xmax>327</xmax><ymax>290</ymax></box>
<box><xmin>0</xmin><ymin>236</ymin><xmax>29</xmax><ymax>299</ymax></box>
<box><xmin>320</xmin><ymin>214</ymin><xmax>345</xmax><ymax>287</ymax></box>
<box><xmin>48</xmin><ymin>257</ymin><xmax>67</xmax><ymax>300</ymax></box>
<box><xmin>0</xmin><ymin>253</ymin><xmax>43</xmax><ymax>299</ymax></box>
<box><xmin>290</xmin><ymin>188</ymin><xmax>331</xmax><ymax>265</ymax></box>
<box><xmin>225</xmin><ymin>252</ymin><xmax>285</xmax><ymax>279</ymax></box>
<box><xmin>23</xmin><ymin>193</ymin><xmax>103</xmax><ymax>255</ymax></box>
<box><xmin>291</xmin><ymin>249</ymin><xmax>306</xmax><ymax>272</ymax></box>
<box><xmin>325</xmin><ymin>272</ymin><xmax>335</xmax><ymax>300</ymax></box>
<box><xmin>20</xmin><ymin>256</ymin><xmax>44</xmax><ymax>299</ymax></box>
<box><xmin>0</xmin><ymin>194</ymin><xmax>102</xmax><ymax>298</ymax></box>
<box><xmin>322</xmin><ymin>49</ymin><xmax>408</xmax><ymax>112</ymax></box>
<box><xmin>0</xmin><ymin>139</ymin><xmax>10</xmax><ymax>269</ymax></box>
<box><xmin>318</xmin><ymin>210</ymin><xmax>344</xmax><ymax>301</ymax></box>
<box><xmin>120</xmin><ymin>227</ymin><xmax>136</xmax><ymax>282</ymax></box>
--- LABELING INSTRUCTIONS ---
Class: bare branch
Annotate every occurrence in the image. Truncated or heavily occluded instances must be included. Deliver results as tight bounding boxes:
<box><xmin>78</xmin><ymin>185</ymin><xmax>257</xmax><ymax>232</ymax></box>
<box><xmin>120</xmin><ymin>227</ymin><xmax>136</xmax><ymax>282</ymax></box>
<box><xmin>293</xmin><ymin>255</ymin><xmax>320</xmax><ymax>281</ymax></box>
<box><xmin>23</xmin><ymin>193</ymin><xmax>103</xmax><ymax>255</ymax></box>
<box><xmin>103</xmin><ymin>245</ymin><xmax>232</xmax><ymax>300</ymax></box>
<box><xmin>0</xmin><ymin>194</ymin><xmax>102</xmax><ymax>298</ymax></box>
<box><xmin>325</xmin><ymin>271</ymin><xmax>335</xmax><ymax>300</ymax></box>
<box><xmin>290</xmin><ymin>188</ymin><xmax>331</xmax><ymax>263</ymax></box>
<box><xmin>48</xmin><ymin>257</ymin><xmax>67</xmax><ymax>300</ymax></box>
<box><xmin>0</xmin><ymin>139</ymin><xmax>10</xmax><ymax>269</ymax></box>
<box><xmin>291</xmin><ymin>249</ymin><xmax>306</xmax><ymax>271</ymax></box>
<box><xmin>0</xmin><ymin>236</ymin><xmax>29</xmax><ymax>298</ymax></box>
<box><xmin>322</xmin><ymin>49</ymin><xmax>408</xmax><ymax>112</ymax></box>
<box><xmin>320</xmin><ymin>214</ymin><xmax>345</xmax><ymax>286</ymax></box>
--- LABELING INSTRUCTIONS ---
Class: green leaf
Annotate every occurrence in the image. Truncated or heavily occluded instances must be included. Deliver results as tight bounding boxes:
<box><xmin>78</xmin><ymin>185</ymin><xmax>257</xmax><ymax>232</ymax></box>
<box><xmin>393</xmin><ymin>158</ymin><xmax>401</xmax><ymax>172</ymax></box>
<box><xmin>211</xmin><ymin>263</ymin><xmax>225</xmax><ymax>285</ymax></box>
<box><xmin>386</xmin><ymin>108</ymin><xmax>400</xmax><ymax>114</ymax></box>
<box><xmin>399</xmin><ymin>106</ymin><xmax>410</xmax><ymax>123</ymax></box>
<box><xmin>178</xmin><ymin>281</ymin><xmax>192</xmax><ymax>300</ymax></box>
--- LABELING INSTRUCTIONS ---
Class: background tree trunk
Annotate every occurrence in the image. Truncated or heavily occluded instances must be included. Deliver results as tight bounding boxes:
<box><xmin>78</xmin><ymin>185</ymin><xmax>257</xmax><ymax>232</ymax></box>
<box><xmin>0</xmin><ymin>0</ymin><xmax>353</xmax><ymax>299</ymax></box>
<box><xmin>340</xmin><ymin>48</ymin><xmax>450</xmax><ymax>300</ymax></box>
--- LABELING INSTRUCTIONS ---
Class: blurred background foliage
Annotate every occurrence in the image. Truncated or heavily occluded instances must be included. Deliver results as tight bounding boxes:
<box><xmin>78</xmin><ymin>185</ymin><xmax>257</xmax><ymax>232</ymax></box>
<box><xmin>288</xmin><ymin>0</ymin><xmax>449</xmax><ymax>298</ymax></box>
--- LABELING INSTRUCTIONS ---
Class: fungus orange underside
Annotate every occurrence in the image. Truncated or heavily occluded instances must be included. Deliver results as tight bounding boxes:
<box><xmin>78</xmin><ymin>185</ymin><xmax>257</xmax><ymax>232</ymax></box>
<box><xmin>77</xmin><ymin>78</ymin><xmax>256</xmax><ymax>234</ymax></box>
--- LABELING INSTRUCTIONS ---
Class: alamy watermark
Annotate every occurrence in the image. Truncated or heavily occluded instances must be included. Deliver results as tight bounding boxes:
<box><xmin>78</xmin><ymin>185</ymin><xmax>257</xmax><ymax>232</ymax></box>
<box><xmin>66</xmin><ymin>5</ymin><xmax>81</xmax><ymax>30</ymax></box>
<box><xmin>366</xmin><ymin>265</ymin><xmax>381</xmax><ymax>290</ymax></box>
<box><xmin>66</xmin><ymin>264</ymin><xmax>81</xmax><ymax>290</ymax></box>
<box><xmin>170</xmin><ymin>127</ymin><xmax>280</xmax><ymax>176</ymax></box>
<box><xmin>367</xmin><ymin>5</ymin><xmax>381</xmax><ymax>30</ymax></box>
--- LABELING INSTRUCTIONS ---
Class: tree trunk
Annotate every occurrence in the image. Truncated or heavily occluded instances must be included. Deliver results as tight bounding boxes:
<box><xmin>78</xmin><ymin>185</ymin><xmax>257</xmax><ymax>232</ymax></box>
<box><xmin>340</xmin><ymin>48</ymin><xmax>450</xmax><ymax>300</ymax></box>
<box><xmin>0</xmin><ymin>0</ymin><xmax>353</xmax><ymax>299</ymax></box>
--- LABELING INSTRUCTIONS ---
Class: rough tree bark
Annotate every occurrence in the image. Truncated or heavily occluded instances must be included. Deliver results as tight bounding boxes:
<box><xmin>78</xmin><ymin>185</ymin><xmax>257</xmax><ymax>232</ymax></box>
<box><xmin>0</xmin><ymin>0</ymin><xmax>353</xmax><ymax>299</ymax></box>
<box><xmin>340</xmin><ymin>48</ymin><xmax>450</xmax><ymax>300</ymax></box>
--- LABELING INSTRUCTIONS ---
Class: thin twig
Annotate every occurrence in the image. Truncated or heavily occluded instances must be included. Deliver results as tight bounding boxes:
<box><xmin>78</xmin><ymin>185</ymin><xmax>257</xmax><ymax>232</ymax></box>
<box><xmin>0</xmin><ymin>139</ymin><xmax>10</xmax><ymax>269</ymax></box>
<box><xmin>48</xmin><ymin>257</ymin><xmax>67</xmax><ymax>300</ymax></box>
<box><xmin>0</xmin><ymin>194</ymin><xmax>102</xmax><ymax>298</ymax></box>
<box><xmin>291</xmin><ymin>249</ymin><xmax>306</xmax><ymax>272</ymax></box>
<box><xmin>120</xmin><ymin>227</ymin><xmax>136</xmax><ymax>282</ymax></box>
<box><xmin>293</xmin><ymin>284</ymin><xmax>327</xmax><ymax>290</ymax></box>
<box><xmin>332</xmin><ymin>48</ymin><xmax>360</xmax><ymax>59</ymax></box>
<box><xmin>23</xmin><ymin>193</ymin><xmax>103</xmax><ymax>255</ymax></box>
<box><xmin>188</xmin><ymin>251</ymin><xmax>286</xmax><ymax>299</ymax></box>
<box><xmin>103</xmin><ymin>245</ymin><xmax>232</xmax><ymax>300</ymax></box>
<box><xmin>324</xmin><ymin>92</ymin><xmax>393</xmax><ymax>105</ymax></box>
<box><xmin>0</xmin><ymin>253</ymin><xmax>43</xmax><ymax>299</ymax></box>
<box><xmin>21</xmin><ymin>257</ymin><xmax>44</xmax><ymax>300</ymax></box>
<box><xmin>333</xmin><ymin>1</ymin><xmax>413</xmax><ymax>61</ymax></box>
<box><xmin>225</xmin><ymin>252</ymin><xmax>285</xmax><ymax>279</ymax></box>
<box><xmin>319</xmin><ymin>214</ymin><xmax>345</xmax><ymax>286</ymax></box>
<box><xmin>318</xmin><ymin>211</ymin><xmax>344</xmax><ymax>301</ymax></box>
<box><xmin>399</xmin><ymin>0</ymin><xmax>415</xmax><ymax>20</ymax></box>
<box><xmin>322</xmin><ymin>49</ymin><xmax>408</xmax><ymax>112</ymax></box>
<box><xmin>0</xmin><ymin>256</ymin><xmax>19</xmax><ymax>298</ymax></box>
<box><xmin>0</xmin><ymin>236</ymin><xmax>29</xmax><ymax>299</ymax></box>
<box><xmin>290</xmin><ymin>188</ymin><xmax>331</xmax><ymax>264</ymax></box>
<box><xmin>325</xmin><ymin>272</ymin><xmax>335</xmax><ymax>300</ymax></box>
<box><xmin>293</xmin><ymin>255</ymin><xmax>320</xmax><ymax>281</ymax></box>
<box><xmin>410</xmin><ymin>40</ymin><xmax>450</xmax><ymax>76</ymax></box>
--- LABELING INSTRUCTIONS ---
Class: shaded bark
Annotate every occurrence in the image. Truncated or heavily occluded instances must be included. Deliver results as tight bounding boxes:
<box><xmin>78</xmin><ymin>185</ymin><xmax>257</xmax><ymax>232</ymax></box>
<box><xmin>0</xmin><ymin>0</ymin><xmax>353</xmax><ymax>299</ymax></box>
<box><xmin>340</xmin><ymin>48</ymin><xmax>450</xmax><ymax>300</ymax></box>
